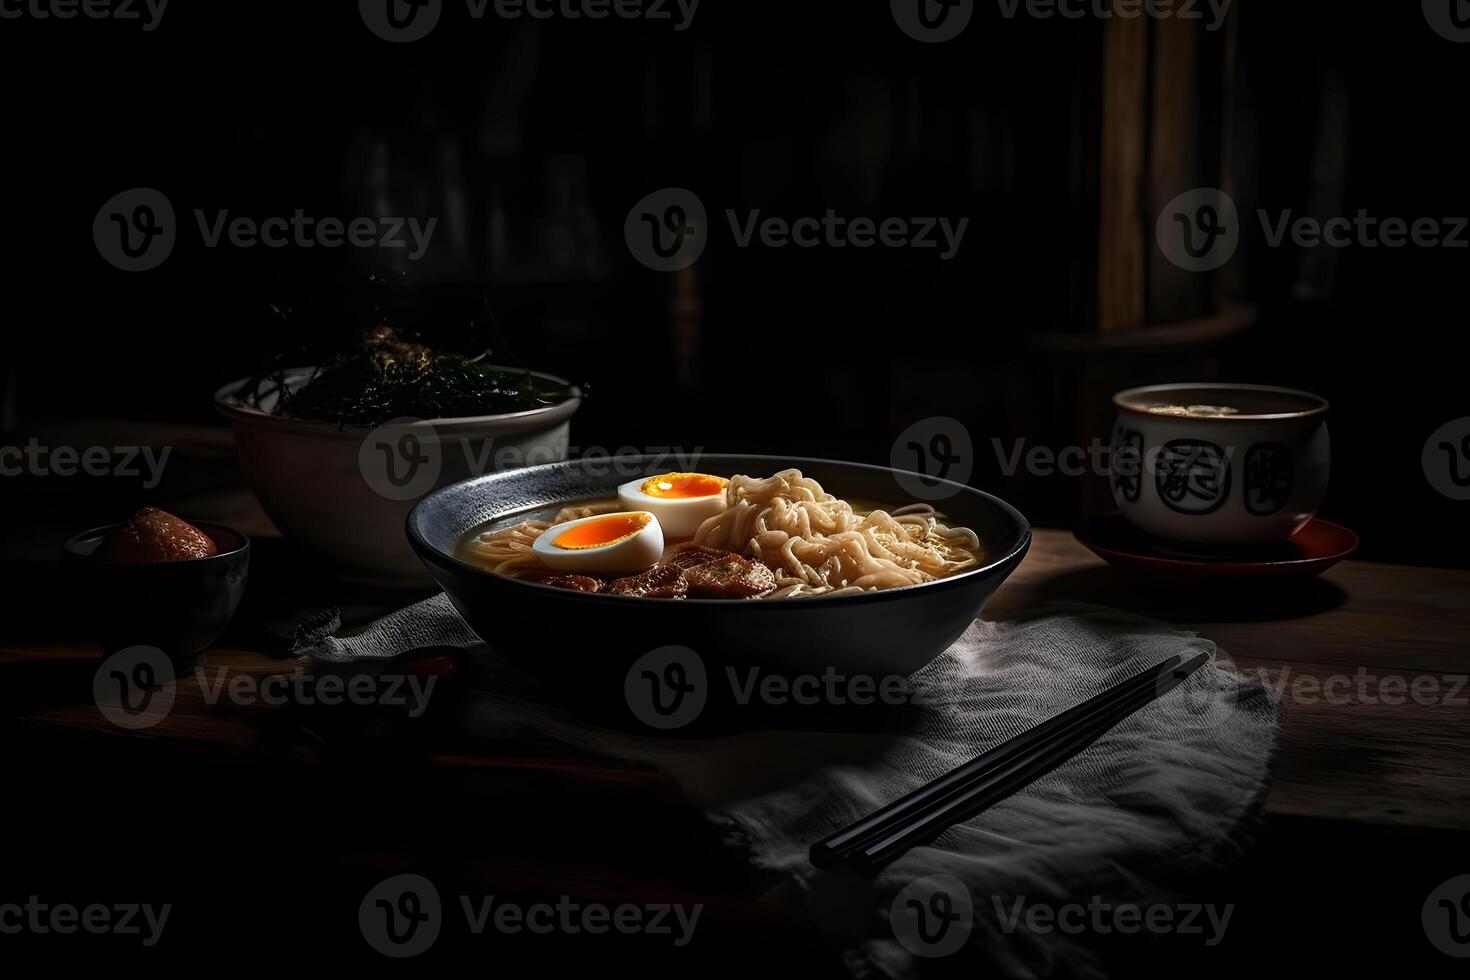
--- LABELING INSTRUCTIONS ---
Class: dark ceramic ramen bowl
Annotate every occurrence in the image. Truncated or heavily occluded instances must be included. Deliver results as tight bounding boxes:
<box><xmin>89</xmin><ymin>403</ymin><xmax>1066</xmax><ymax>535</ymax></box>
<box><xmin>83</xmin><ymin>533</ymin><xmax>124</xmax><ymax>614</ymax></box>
<box><xmin>407</xmin><ymin>455</ymin><xmax>1031</xmax><ymax>708</ymax></box>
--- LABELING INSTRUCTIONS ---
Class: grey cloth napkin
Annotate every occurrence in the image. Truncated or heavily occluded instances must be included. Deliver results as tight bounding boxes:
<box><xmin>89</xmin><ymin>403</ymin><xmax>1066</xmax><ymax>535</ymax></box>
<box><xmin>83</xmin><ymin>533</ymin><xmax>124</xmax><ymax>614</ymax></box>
<box><xmin>300</xmin><ymin>594</ymin><xmax>1279</xmax><ymax>979</ymax></box>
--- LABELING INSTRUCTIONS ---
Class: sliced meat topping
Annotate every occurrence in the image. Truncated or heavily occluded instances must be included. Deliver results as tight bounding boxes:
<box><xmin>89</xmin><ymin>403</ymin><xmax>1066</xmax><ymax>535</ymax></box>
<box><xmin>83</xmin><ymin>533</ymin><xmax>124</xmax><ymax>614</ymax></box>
<box><xmin>540</xmin><ymin>574</ymin><xmax>604</xmax><ymax>593</ymax></box>
<box><xmin>607</xmin><ymin>562</ymin><xmax>689</xmax><ymax>599</ymax></box>
<box><xmin>667</xmin><ymin>544</ymin><xmax>737</xmax><ymax>570</ymax></box>
<box><xmin>684</xmin><ymin>555</ymin><xmax>777</xmax><ymax>599</ymax></box>
<box><xmin>518</xmin><ymin>569</ymin><xmax>605</xmax><ymax>593</ymax></box>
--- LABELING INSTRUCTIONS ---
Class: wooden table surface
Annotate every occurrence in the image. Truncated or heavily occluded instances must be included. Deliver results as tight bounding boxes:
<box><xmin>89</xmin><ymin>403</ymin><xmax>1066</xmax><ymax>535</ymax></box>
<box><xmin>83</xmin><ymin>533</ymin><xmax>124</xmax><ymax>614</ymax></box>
<box><xmin>12</xmin><ymin>540</ymin><xmax>1469</xmax><ymax>823</ymax></box>
<box><xmin>990</xmin><ymin>534</ymin><xmax>1470</xmax><ymax>831</ymax></box>
<box><xmin>4</xmin><ymin>426</ymin><xmax>1466</xmax><ymax>835</ymax></box>
<box><xmin>3</xmin><ymin>422</ymin><xmax>1468</xmax><ymax>976</ymax></box>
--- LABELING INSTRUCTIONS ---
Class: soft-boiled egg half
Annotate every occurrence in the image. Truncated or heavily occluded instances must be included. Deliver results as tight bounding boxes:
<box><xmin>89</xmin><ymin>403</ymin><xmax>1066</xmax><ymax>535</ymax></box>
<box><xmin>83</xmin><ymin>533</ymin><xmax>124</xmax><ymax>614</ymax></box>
<box><xmin>617</xmin><ymin>472</ymin><xmax>730</xmax><ymax>538</ymax></box>
<box><xmin>531</xmin><ymin>511</ymin><xmax>664</xmax><ymax>574</ymax></box>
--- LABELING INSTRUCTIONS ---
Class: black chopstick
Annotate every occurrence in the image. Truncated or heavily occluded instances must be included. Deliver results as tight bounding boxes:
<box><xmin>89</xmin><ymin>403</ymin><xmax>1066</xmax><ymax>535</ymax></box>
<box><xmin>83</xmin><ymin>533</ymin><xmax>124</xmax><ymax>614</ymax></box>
<box><xmin>848</xmin><ymin>652</ymin><xmax>1210</xmax><ymax>872</ymax></box>
<box><xmin>808</xmin><ymin>653</ymin><xmax>1186</xmax><ymax>869</ymax></box>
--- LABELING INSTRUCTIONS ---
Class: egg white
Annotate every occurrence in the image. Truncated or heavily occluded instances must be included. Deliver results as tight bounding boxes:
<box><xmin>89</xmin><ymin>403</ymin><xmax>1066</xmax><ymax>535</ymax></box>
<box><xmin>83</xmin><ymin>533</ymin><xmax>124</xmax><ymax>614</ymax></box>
<box><xmin>617</xmin><ymin>476</ymin><xmax>729</xmax><ymax>539</ymax></box>
<box><xmin>531</xmin><ymin>511</ymin><xmax>664</xmax><ymax>574</ymax></box>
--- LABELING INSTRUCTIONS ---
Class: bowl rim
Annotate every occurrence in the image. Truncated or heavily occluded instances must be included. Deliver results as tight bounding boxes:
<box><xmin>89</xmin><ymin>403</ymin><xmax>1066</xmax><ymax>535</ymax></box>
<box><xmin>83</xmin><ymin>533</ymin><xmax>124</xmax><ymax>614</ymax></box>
<box><xmin>212</xmin><ymin>365</ymin><xmax>582</xmax><ymax>434</ymax></box>
<box><xmin>1113</xmin><ymin>382</ymin><xmax>1329</xmax><ymax>422</ymax></box>
<box><xmin>63</xmin><ymin>520</ymin><xmax>251</xmax><ymax>565</ymax></box>
<box><xmin>407</xmin><ymin>453</ymin><xmax>1033</xmax><ymax>609</ymax></box>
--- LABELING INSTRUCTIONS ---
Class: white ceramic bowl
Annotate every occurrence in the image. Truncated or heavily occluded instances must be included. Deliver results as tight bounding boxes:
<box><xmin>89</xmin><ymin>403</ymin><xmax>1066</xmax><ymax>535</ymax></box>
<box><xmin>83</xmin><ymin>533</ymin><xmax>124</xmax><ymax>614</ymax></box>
<box><xmin>215</xmin><ymin>366</ymin><xmax>580</xmax><ymax>586</ymax></box>
<box><xmin>1109</xmin><ymin>383</ymin><xmax>1330</xmax><ymax>548</ymax></box>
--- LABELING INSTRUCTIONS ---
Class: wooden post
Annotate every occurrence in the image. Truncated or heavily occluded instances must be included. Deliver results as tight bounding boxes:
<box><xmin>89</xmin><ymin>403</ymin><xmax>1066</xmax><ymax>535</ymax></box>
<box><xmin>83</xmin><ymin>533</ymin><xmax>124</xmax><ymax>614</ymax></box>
<box><xmin>1147</xmin><ymin>14</ymin><xmax>1202</xmax><ymax>325</ymax></box>
<box><xmin>1097</xmin><ymin>16</ymin><xmax>1149</xmax><ymax>334</ymax></box>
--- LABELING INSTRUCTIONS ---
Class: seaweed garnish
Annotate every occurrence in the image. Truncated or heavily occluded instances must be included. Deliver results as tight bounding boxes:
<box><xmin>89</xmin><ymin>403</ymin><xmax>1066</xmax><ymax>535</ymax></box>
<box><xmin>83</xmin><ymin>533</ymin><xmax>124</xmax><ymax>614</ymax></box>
<box><xmin>238</xmin><ymin>277</ymin><xmax>576</xmax><ymax>428</ymax></box>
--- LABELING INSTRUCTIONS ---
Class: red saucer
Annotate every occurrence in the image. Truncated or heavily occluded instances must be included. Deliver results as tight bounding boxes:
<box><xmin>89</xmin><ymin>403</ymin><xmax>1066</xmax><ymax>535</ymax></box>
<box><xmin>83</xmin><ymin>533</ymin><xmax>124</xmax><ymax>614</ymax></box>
<box><xmin>1074</xmin><ymin>513</ymin><xmax>1359</xmax><ymax>581</ymax></box>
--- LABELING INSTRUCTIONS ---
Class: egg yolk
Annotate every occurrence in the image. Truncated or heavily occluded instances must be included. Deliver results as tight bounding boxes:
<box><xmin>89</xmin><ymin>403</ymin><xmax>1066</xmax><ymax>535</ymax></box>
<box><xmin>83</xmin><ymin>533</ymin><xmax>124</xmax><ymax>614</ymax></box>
<box><xmin>552</xmin><ymin>512</ymin><xmax>651</xmax><ymax>550</ymax></box>
<box><xmin>640</xmin><ymin>473</ymin><xmax>728</xmax><ymax>499</ymax></box>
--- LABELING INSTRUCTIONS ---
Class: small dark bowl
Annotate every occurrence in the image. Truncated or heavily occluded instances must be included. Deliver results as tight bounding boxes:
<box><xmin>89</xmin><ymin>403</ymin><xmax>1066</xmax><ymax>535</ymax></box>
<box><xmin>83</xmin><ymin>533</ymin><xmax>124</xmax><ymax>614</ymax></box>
<box><xmin>407</xmin><ymin>455</ymin><xmax>1031</xmax><ymax>698</ymax></box>
<box><xmin>62</xmin><ymin>522</ymin><xmax>251</xmax><ymax>664</ymax></box>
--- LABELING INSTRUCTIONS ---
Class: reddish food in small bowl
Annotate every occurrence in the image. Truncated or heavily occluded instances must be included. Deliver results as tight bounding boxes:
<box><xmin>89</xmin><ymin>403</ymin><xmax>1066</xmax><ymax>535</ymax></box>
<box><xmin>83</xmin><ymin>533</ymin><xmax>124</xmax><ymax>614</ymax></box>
<box><xmin>95</xmin><ymin>506</ymin><xmax>220</xmax><ymax>563</ymax></box>
<box><xmin>63</xmin><ymin>509</ymin><xmax>250</xmax><ymax>664</ymax></box>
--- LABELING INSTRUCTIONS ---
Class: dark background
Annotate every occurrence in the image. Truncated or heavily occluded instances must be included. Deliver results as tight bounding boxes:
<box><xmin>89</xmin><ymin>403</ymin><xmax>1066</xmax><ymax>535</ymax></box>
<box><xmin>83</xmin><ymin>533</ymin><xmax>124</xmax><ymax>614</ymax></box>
<box><xmin>1</xmin><ymin>5</ymin><xmax>1468</xmax><ymax>978</ymax></box>
<box><xmin>1</xmin><ymin>0</ymin><xmax>1466</xmax><ymax>565</ymax></box>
